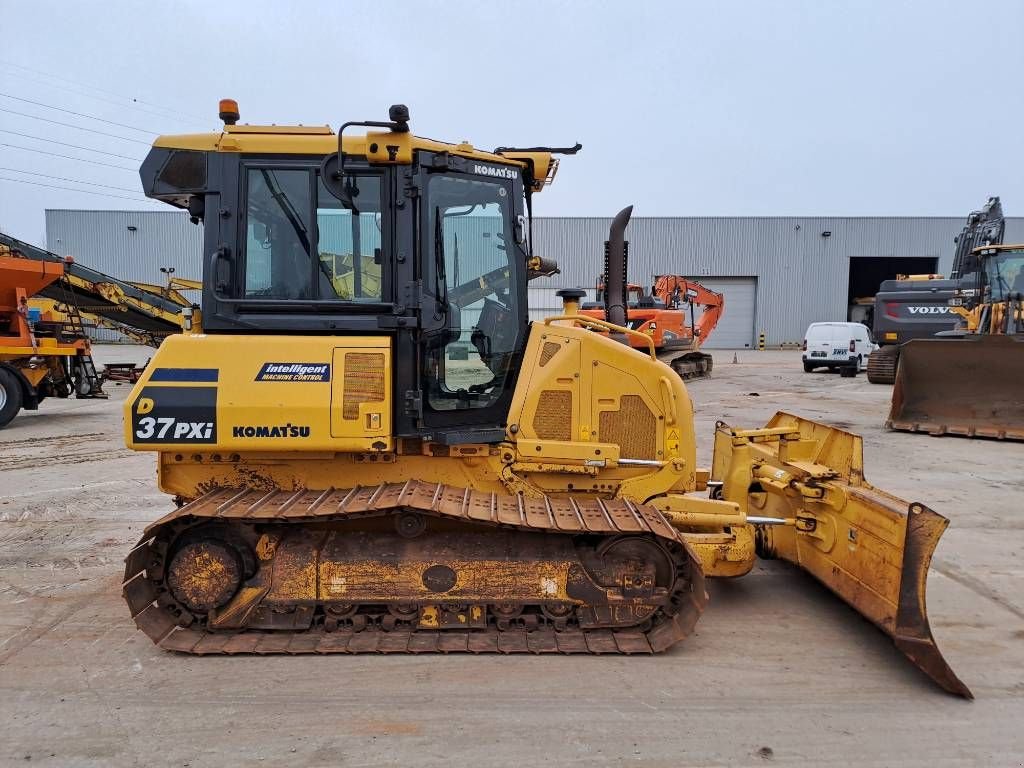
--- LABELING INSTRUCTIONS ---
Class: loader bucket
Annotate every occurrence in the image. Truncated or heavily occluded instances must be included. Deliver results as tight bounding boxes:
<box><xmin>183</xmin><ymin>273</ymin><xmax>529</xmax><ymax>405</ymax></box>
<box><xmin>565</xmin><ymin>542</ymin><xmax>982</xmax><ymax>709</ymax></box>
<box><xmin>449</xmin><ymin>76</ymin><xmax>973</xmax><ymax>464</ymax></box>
<box><xmin>730</xmin><ymin>412</ymin><xmax>972</xmax><ymax>697</ymax></box>
<box><xmin>888</xmin><ymin>335</ymin><xmax>1024</xmax><ymax>440</ymax></box>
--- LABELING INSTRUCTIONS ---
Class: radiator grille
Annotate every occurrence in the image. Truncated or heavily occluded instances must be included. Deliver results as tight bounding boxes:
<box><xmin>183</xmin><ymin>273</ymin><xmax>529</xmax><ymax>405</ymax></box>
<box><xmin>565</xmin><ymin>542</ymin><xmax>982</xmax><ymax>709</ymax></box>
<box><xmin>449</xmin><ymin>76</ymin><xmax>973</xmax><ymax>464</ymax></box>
<box><xmin>533</xmin><ymin>390</ymin><xmax>572</xmax><ymax>441</ymax></box>
<box><xmin>599</xmin><ymin>395</ymin><xmax>656</xmax><ymax>459</ymax></box>
<box><xmin>343</xmin><ymin>353</ymin><xmax>385</xmax><ymax>420</ymax></box>
<box><xmin>539</xmin><ymin>342</ymin><xmax>561</xmax><ymax>367</ymax></box>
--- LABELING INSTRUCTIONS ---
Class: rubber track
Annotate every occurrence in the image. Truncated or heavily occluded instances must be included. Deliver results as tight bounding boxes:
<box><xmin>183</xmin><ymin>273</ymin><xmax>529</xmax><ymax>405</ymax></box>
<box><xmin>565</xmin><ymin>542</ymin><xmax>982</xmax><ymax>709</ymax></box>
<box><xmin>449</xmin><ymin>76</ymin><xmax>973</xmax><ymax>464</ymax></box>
<box><xmin>123</xmin><ymin>480</ymin><xmax>708</xmax><ymax>655</ymax></box>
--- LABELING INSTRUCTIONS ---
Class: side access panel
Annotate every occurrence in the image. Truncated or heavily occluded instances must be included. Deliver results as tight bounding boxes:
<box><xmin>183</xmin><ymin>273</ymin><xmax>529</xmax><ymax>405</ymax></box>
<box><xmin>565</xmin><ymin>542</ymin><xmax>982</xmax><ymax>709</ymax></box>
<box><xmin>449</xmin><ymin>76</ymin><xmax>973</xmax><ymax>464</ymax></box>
<box><xmin>124</xmin><ymin>334</ymin><xmax>394</xmax><ymax>452</ymax></box>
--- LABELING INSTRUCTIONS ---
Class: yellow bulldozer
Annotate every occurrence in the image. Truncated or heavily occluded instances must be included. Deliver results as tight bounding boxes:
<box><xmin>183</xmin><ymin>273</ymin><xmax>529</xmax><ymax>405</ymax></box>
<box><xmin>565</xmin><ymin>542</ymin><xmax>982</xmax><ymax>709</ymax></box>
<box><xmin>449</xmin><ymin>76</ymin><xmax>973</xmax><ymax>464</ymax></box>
<box><xmin>888</xmin><ymin>243</ymin><xmax>1024</xmax><ymax>440</ymax></box>
<box><xmin>121</xmin><ymin>101</ymin><xmax>970</xmax><ymax>697</ymax></box>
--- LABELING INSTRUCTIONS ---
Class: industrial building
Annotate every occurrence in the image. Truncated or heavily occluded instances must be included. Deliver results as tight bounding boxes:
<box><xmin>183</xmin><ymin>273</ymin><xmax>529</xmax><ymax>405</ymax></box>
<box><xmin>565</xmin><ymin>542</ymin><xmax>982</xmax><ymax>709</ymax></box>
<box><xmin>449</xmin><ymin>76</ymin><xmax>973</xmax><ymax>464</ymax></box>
<box><xmin>45</xmin><ymin>209</ymin><xmax>1024</xmax><ymax>348</ymax></box>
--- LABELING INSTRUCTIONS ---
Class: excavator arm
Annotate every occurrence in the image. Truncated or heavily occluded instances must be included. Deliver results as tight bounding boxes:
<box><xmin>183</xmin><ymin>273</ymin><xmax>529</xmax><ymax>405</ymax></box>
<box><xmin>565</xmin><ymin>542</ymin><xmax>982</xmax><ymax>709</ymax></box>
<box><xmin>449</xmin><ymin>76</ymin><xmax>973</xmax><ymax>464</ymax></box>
<box><xmin>651</xmin><ymin>275</ymin><xmax>725</xmax><ymax>350</ymax></box>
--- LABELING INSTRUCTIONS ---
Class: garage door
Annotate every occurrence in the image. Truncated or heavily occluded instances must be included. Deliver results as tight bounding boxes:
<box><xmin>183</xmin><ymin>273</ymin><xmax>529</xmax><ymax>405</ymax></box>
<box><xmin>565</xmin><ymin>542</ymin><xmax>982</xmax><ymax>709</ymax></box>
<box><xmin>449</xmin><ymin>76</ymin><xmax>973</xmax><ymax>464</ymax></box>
<box><xmin>690</xmin><ymin>277</ymin><xmax>757</xmax><ymax>349</ymax></box>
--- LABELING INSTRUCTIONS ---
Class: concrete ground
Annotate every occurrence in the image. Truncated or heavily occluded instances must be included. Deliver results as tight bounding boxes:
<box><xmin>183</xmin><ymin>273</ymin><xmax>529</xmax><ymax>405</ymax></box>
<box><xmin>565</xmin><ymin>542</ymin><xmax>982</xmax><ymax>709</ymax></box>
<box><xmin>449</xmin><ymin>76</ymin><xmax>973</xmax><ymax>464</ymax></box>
<box><xmin>1</xmin><ymin>345</ymin><xmax>1021</xmax><ymax>767</ymax></box>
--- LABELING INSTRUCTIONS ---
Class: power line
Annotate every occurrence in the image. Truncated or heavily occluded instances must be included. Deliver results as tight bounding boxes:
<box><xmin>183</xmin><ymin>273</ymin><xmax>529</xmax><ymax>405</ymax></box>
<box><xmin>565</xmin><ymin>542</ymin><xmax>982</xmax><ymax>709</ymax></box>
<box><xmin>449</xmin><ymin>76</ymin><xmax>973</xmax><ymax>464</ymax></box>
<box><xmin>0</xmin><ymin>107</ymin><xmax>153</xmax><ymax>144</ymax></box>
<box><xmin>0</xmin><ymin>167</ymin><xmax>142</xmax><ymax>194</ymax></box>
<box><xmin>0</xmin><ymin>69</ymin><xmax>203</xmax><ymax>127</ymax></box>
<box><xmin>0</xmin><ymin>175</ymin><xmax>160</xmax><ymax>203</ymax></box>
<box><xmin>0</xmin><ymin>92</ymin><xmax>160</xmax><ymax>134</ymax></box>
<box><xmin>0</xmin><ymin>129</ymin><xmax>143</xmax><ymax>160</ymax></box>
<box><xmin>1</xmin><ymin>142</ymin><xmax>138</xmax><ymax>171</ymax></box>
<box><xmin>0</xmin><ymin>59</ymin><xmax>207</xmax><ymax>123</ymax></box>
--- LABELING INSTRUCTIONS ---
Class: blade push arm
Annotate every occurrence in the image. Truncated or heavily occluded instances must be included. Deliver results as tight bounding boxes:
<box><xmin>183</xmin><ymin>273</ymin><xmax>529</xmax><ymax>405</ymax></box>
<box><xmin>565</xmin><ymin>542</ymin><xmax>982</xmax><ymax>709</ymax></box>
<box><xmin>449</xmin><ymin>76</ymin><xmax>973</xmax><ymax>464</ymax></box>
<box><xmin>708</xmin><ymin>411</ymin><xmax>971</xmax><ymax>698</ymax></box>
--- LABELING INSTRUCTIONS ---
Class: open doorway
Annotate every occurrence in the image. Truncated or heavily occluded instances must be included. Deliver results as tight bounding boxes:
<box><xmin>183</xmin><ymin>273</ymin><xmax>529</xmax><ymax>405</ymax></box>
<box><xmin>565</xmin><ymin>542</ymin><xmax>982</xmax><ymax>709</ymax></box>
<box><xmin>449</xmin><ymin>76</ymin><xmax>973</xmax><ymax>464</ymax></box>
<box><xmin>847</xmin><ymin>256</ymin><xmax>939</xmax><ymax>327</ymax></box>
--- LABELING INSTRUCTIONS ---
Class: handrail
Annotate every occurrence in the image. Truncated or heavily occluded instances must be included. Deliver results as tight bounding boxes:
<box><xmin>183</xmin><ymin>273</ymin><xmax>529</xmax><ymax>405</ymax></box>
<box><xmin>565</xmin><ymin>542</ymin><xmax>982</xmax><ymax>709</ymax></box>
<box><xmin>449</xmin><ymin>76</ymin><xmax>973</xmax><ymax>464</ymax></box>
<box><xmin>542</xmin><ymin>314</ymin><xmax>657</xmax><ymax>360</ymax></box>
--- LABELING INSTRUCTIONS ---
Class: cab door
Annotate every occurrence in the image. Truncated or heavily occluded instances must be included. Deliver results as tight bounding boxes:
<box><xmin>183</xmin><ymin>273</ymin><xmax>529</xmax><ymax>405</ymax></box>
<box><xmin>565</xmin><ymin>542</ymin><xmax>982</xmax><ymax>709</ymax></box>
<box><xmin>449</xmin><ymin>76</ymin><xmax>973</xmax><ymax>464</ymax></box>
<box><xmin>415</xmin><ymin>155</ymin><xmax>531</xmax><ymax>443</ymax></box>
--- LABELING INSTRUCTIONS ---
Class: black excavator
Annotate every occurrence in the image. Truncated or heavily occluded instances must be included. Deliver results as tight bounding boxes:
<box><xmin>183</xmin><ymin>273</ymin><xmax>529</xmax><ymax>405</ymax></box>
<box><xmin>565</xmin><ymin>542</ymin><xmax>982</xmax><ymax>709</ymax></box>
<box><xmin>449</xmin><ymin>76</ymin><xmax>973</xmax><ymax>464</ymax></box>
<box><xmin>867</xmin><ymin>197</ymin><xmax>1005</xmax><ymax>383</ymax></box>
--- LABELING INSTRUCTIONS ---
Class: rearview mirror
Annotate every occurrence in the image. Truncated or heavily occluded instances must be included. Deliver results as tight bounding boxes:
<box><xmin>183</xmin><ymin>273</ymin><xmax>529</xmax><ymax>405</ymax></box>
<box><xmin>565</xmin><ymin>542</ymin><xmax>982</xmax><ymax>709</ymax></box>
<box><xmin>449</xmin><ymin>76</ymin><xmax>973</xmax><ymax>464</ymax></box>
<box><xmin>514</xmin><ymin>214</ymin><xmax>527</xmax><ymax>245</ymax></box>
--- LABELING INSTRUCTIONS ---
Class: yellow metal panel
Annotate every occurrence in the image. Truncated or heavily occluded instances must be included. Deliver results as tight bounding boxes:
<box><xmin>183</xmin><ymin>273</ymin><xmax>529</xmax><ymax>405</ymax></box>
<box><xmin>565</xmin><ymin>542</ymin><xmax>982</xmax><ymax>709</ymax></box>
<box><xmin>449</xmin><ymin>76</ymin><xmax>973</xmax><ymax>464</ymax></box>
<box><xmin>507</xmin><ymin>321</ymin><xmax>698</xmax><ymax>496</ymax></box>
<box><xmin>124</xmin><ymin>334</ymin><xmax>392</xmax><ymax>452</ymax></box>
<box><xmin>153</xmin><ymin>130</ymin><xmax>532</xmax><ymax>169</ymax></box>
<box><xmin>0</xmin><ymin>343</ymin><xmax>77</xmax><ymax>357</ymax></box>
<box><xmin>515</xmin><ymin>439</ymin><xmax>619</xmax><ymax>463</ymax></box>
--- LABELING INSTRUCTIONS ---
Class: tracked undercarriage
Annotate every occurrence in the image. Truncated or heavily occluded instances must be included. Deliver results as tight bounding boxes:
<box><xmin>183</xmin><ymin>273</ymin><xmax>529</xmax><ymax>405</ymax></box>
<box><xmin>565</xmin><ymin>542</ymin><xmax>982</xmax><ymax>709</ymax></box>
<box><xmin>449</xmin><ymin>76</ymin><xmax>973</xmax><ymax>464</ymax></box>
<box><xmin>124</xmin><ymin>482</ymin><xmax>707</xmax><ymax>654</ymax></box>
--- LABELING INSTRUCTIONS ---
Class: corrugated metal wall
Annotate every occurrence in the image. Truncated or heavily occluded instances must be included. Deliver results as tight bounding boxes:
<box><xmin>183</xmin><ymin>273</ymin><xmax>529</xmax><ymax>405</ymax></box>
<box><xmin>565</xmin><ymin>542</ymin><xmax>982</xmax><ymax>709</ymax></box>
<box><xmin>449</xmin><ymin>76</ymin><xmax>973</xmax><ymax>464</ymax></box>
<box><xmin>45</xmin><ymin>209</ymin><xmax>1024</xmax><ymax>346</ymax></box>
<box><xmin>532</xmin><ymin>216</ymin><xmax>1024</xmax><ymax>344</ymax></box>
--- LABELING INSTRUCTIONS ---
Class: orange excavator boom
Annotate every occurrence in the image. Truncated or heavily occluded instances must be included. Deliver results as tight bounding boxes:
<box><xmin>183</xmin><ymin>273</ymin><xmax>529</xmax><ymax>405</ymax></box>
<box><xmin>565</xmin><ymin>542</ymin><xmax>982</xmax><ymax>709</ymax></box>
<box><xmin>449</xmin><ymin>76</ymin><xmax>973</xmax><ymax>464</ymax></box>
<box><xmin>650</xmin><ymin>275</ymin><xmax>725</xmax><ymax>351</ymax></box>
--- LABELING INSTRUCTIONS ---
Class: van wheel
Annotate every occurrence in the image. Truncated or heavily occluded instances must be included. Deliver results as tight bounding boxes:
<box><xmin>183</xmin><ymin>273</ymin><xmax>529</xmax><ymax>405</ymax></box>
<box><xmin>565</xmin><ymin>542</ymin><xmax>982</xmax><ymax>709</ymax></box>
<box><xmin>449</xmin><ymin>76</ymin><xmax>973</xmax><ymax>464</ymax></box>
<box><xmin>803</xmin><ymin>362</ymin><xmax>815</xmax><ymax>373</ymax></box>
<box><xmin>840</xmin><ymin>365</ymin><xmax>857</xmax><ymax>378</ymax></box>
<box><xmin>0</xmin><ymin>368</ymin><xmax>24</xmax><ymax>428</ymax></box>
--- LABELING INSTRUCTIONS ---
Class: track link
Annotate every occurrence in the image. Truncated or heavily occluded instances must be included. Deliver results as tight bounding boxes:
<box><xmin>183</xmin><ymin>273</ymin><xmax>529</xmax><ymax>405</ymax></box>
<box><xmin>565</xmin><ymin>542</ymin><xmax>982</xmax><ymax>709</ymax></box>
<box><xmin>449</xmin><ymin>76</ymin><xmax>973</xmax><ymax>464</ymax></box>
<box><xmin>123</xmin><ymin>481</ymin><xmax>707</xmax><ymax>655</ymax></box>
<box><xmin>661</xmin><ymin>351</ymin><xmax>713</xmax><ymax>381</ymax></box>
<box><xmin>866</xmin><ymin>346</ymin><xmax>898</xmax><ymax>384</ymax></box>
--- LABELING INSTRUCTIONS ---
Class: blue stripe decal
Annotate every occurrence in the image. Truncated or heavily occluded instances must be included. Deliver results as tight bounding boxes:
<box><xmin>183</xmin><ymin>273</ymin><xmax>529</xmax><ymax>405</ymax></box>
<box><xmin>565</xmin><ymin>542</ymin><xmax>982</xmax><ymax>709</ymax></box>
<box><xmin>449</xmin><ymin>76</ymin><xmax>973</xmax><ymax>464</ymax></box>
<box><xmin>149</xmin><ymin>368</ymin><xmax>219</xmax><ymax>382</ymax></box>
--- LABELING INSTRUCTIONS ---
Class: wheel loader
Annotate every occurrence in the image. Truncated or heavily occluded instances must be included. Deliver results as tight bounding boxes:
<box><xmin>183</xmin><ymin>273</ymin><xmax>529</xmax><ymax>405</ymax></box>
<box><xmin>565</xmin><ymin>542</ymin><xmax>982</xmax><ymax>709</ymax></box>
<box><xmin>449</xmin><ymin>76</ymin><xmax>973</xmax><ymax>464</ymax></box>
<box><xmin>888</xmin><ymin>242</ymin><xmax>1024</xmax><ymax>440</ymax></box>
<box><xmin>122</xmin><ymin>101</ymin><xmax>970</xmax><ymax>697</ymax></box>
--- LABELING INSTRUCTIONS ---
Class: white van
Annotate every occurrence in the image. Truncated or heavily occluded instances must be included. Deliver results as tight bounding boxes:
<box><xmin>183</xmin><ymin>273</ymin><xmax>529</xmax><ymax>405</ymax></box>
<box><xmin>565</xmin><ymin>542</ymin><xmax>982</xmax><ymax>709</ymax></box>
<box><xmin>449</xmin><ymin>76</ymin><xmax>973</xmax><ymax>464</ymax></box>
<box><xmin>802</xmin><ymin>322</ymin><xmax>876</xmax><ymax>375</ymax></box>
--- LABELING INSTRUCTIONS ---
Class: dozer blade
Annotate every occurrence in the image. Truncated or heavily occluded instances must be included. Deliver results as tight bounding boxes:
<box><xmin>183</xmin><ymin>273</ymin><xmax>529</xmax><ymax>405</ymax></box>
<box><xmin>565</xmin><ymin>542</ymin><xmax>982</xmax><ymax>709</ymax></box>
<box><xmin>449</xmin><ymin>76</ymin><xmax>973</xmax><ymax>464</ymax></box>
<box><xmin>730</xmin><ymin>412</ymin><xmax>972</xmax><ymax>697</ymax></box>
<box><xmin>888</xmin><ymin>335</ymin><xmax>1024</xmax><ymax>440</ymax></box>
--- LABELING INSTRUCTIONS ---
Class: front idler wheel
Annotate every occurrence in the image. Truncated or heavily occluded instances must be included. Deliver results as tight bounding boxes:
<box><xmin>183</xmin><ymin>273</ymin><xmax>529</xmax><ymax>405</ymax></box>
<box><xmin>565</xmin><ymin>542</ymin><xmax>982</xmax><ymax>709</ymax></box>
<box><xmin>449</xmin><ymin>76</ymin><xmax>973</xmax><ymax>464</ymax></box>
<box><xmin>166</xmin><ymin>539</ymin><xmax>244</xmax><ymax>614</ymax></box>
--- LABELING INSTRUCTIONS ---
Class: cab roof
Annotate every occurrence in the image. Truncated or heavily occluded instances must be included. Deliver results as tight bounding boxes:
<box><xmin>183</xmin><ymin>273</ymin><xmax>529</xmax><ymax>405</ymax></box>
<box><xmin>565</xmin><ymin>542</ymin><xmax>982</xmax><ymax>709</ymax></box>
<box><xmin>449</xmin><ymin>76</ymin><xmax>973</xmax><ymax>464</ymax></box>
<box><xmin>151</xmin><ymin>124</ymin><xmax>560</xmax><ymax>192</ymax></box>
<box><xmin>973</xmin><ymin>243</ymin><xmax>1024</xmax><ymax>253</ymax></box>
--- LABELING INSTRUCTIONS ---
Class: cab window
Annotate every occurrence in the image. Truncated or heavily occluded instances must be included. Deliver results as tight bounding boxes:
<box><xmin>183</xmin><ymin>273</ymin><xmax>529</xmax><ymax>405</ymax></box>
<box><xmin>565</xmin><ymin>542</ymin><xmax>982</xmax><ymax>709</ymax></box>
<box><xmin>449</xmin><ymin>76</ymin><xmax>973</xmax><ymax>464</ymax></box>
<box><xmin>316</xmin><ymin>176</ymin><xmax>383</xmax><ymax>301</ymax></box>
<box><xmin>241</xmin><ymin>167</ymin><xmax>384</xmax><ymax>301</ymax></box>
<box><xmin>244</xmin><ymin>168</ymin><xmax>314</xmax><ymax>299</ymax></box>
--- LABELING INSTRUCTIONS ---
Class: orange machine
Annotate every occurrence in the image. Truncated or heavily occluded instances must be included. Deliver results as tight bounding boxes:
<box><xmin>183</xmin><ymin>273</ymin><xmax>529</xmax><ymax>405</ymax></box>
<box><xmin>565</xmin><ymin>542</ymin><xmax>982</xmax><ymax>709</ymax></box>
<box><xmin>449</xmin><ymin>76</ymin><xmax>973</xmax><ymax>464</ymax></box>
<box><xmin>0</xmin><ymin>248</ymin><xmax>104</xmax><ymax>428</ymax></box>
<box><xmin>581</xmin><ymin>275</ymin><xmax>724</xmax><ymax>378</ymax></box>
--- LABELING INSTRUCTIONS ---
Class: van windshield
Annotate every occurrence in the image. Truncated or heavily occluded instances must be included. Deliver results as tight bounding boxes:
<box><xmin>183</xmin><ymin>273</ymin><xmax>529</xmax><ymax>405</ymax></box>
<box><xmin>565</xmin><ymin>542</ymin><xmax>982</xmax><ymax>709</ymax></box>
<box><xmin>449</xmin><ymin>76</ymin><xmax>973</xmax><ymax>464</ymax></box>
<box><xmin>810</xmin><ymin>324</ymin><xmax>846</xmax><ymax>341</ymax></box>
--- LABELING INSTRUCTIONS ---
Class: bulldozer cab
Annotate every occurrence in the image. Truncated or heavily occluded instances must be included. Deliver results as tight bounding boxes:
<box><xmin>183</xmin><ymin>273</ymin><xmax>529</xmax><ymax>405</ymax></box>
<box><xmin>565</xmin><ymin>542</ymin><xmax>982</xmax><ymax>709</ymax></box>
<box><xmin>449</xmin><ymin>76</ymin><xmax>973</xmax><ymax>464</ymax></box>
<box><xmin>138</xmin><ymin>110</ymin><xmax>563</xmax><ymax>442</ymax></box>
<box><xmin>981</xmin><ymin>246</ymin><xmax>1024</xmax><ymax>306</ymax></box>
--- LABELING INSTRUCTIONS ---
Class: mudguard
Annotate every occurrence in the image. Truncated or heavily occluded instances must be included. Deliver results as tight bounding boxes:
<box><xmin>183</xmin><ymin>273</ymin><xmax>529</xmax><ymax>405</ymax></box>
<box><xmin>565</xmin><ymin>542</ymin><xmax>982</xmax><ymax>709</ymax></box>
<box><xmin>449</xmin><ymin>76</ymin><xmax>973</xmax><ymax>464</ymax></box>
<box><xmin>712</xmin><ymin>411</ymin><xmax>971</xmax><ymax>698</ymax></box>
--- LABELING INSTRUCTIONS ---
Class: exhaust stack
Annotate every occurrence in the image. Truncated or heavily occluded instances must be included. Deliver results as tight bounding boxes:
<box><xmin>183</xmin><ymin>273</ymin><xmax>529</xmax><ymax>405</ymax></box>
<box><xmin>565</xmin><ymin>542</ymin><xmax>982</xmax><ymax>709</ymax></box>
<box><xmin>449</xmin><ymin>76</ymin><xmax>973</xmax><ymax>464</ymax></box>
<box><xmin>604</xmin><ymin>205</ymin><xmax>633</xmax><ymax>328</ymax></box>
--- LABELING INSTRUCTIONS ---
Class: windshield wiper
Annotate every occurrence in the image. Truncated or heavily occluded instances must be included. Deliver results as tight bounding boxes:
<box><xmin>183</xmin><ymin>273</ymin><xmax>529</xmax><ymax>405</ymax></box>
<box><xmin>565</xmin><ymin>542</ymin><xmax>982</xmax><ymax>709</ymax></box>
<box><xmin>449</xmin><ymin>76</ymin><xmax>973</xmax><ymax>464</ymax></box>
<box><xmin>992</xmin><ymin>257</ymin><xmax>1012</xmax><ymax>300</ymax></box>
<box><xmin>261</xmin><ymin>170</ymin><xmax>311</xmax><ymax>253</ymax></box>
<box><xmin>434</xmin><ymin>207</ymin><xmax>449</xmax><ymax>313</ymax></box>
<box><xmin>452</xmin><ymin>231</ymin><xmax>460</xmax><ymax>288</ymax></box>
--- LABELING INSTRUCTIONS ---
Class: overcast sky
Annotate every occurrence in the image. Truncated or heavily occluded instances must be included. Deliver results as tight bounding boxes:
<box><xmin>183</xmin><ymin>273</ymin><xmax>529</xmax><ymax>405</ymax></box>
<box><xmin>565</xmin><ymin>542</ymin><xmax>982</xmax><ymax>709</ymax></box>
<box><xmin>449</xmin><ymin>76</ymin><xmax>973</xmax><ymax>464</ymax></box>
<box><xmin>2</xmin><ymin>0</ymin><xmax>1022</xmax><ymax>246</ymax></box>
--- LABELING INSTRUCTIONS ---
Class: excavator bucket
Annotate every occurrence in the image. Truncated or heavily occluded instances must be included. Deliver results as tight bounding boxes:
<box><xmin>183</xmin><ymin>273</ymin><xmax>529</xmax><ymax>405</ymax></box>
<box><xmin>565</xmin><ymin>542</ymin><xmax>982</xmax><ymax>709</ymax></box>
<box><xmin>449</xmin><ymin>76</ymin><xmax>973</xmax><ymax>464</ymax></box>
<box><xmin>888</xmin><ymin>335</ymin><xmax>1024</xmax><ymax>440</ymax></box>
<box><xmin>717</xmin><ymin>412</ymin><xmax>971</xmax><ymax>697</ymax></box>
